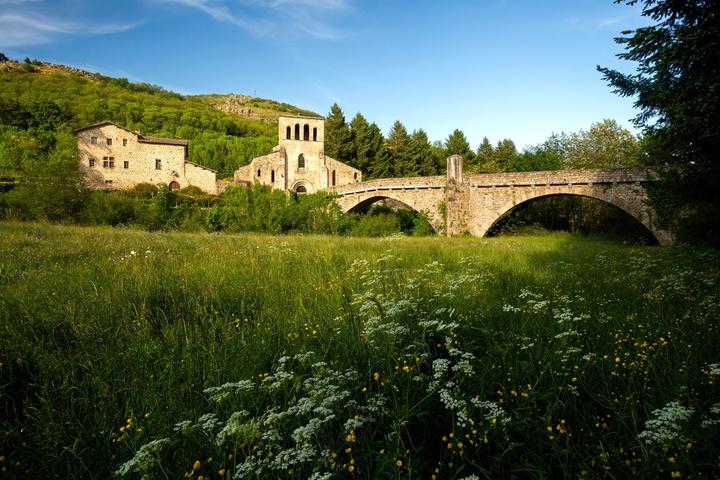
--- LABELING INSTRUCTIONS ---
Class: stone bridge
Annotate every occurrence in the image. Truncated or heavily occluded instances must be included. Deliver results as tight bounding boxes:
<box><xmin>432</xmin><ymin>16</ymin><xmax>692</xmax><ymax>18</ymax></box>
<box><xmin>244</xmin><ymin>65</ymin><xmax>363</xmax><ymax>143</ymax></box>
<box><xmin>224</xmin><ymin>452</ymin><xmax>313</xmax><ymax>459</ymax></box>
<box><xmin>330</xmin><ymin>156</ymin><xmax>673</xmax><ymax>245</ymax></box>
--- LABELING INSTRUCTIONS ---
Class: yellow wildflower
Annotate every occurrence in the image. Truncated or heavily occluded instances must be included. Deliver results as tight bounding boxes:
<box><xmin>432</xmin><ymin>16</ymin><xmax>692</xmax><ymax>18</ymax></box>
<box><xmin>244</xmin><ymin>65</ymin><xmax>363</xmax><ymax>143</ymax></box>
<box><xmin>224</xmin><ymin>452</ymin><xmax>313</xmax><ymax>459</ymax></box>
<box><xmin>192</xmin><ymin>460</ymin><xmax>201</xmax><ymax>471</ymax></box>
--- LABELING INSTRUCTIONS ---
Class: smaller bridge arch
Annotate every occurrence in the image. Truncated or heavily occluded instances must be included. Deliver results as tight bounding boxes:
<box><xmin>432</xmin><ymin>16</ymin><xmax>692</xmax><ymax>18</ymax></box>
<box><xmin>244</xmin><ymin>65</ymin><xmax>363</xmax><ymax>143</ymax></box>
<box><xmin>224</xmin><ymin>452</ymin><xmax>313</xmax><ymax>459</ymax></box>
<box><xmin>333</xmin><ymin>176</ymin><xmax>447</xmax><ymax>233</ymax></box>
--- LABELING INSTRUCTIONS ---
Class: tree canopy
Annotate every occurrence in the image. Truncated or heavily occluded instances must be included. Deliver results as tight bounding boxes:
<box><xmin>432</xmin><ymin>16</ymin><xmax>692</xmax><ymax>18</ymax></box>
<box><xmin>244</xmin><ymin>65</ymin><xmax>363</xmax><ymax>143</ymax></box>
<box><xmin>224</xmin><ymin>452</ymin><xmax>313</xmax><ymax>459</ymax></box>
<box><xmin>598</xmin><ymin>0</ymin><xmax>720</xmax><ymax>242</ymax></box>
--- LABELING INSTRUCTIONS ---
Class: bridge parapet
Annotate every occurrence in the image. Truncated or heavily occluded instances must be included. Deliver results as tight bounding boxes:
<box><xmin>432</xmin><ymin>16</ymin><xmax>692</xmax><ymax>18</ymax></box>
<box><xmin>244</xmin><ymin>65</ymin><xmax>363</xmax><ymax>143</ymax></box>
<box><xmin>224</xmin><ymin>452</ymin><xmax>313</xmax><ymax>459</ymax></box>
<box><xmin>466</xmin><ymin>167</ymin><xmax>656</xmax><ymax>188</ymax></box>
<box><xmin>330</xmin><ymin>175</ymin><xmax>446</xmax><ymax>195</ymax></box>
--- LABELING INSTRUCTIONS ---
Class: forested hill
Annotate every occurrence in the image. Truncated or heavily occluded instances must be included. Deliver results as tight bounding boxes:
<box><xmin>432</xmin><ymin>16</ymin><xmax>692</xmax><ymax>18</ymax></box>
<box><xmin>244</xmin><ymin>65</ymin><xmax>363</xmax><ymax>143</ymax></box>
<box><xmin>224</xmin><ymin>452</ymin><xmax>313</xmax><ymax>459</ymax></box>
<box><xmin>0</xmin><ymin>57</ymin><xmax>316</xmax><ymax>177</ymax></box>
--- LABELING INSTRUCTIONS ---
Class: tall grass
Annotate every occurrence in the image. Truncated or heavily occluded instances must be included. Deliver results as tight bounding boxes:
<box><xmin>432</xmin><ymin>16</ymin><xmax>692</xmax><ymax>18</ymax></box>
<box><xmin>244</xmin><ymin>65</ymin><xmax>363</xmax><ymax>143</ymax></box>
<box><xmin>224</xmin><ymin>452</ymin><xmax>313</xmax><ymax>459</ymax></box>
<box><xmin>0</xmin><ymin>222</ymin><xmax>718</xmax><ymax>478</ymax></box>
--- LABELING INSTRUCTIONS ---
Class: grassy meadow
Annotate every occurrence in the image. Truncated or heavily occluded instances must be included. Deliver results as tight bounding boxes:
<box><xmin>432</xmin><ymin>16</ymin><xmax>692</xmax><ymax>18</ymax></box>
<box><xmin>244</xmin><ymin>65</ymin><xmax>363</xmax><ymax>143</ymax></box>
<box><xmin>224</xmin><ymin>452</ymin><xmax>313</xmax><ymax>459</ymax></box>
<box><xmin>0</xmin><ymin>222</ymin><xmax>719</xmax><ymax>479</ymax></box>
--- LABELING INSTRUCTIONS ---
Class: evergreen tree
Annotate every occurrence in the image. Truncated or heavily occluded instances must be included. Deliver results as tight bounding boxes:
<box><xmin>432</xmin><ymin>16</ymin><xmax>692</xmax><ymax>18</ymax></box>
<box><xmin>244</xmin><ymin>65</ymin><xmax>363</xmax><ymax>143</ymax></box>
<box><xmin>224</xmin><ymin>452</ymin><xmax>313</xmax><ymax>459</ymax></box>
<box><xmin>409</xmin><ymin>129</ymin><xmax>436</xmax><ymax>176</ymax></box>
<box><xmin>474</xmin><ymin>136</ymin><xmax>495</xmax><ymax>172</ymax></box>
<box><xmin>598</xmin><ymin>0</ymin><xmax>720</xmax><ymax>242</ymax></box>
<box><xmin>369</xmin><ymin>142</ymin><xmax>394</xmax><ymax>179</ymax></box>
<box><xmin>493</xmin><ymin>139</ymin><xmax>517</xmax><ymax>172</ymax></box>
<box><xmin>445</xmin><ymin>129</ymin><xmax>474</xmax><ymax>165</ymax></box>
<box><xmin>350</xmin><ymin>113</ymin><xmax>383</xmax><ymax>175</ymax></box>
<box><xmin>324</xmin><ymin>103</ymin><xmax>355</xmax><ymax>165</ymax></box>
<box><xmin>385</xmin><ymin>121</ymin><xmax>413</xmax><ymax>177</ymax></box>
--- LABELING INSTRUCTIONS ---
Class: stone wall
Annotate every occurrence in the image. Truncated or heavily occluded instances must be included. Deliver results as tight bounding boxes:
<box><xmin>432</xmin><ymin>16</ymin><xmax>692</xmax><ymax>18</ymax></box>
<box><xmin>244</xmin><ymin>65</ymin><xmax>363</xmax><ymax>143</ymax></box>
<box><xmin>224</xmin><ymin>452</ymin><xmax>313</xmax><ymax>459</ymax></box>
<box><xmin>77</xmin><ymin>123</ymin><xmax>217</xmax><ymax>194</ymax></box>
<box><xmin>326</xmin><ymin>156</ymin><xmax>362</xmax><ymax>188</ymax></box>
<box><xmin>234</xmin><ymin>116</ymin><xmax>361</xmax><ymax>193</ymax></box>
<box><xmin>234</xmin><ymin>147</ymin><xmax>288</xmax><ymax>190</ymax></box>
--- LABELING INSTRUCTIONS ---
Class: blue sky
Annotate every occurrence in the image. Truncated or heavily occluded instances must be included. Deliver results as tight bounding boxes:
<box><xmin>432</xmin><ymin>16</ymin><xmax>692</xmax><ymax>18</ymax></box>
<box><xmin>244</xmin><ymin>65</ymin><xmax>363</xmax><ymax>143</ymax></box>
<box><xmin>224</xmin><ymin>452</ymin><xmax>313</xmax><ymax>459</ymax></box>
<box><xmin>0</xmin><ymin>0</ymin><xmax>646</xmax><ymax>150</ymax></box>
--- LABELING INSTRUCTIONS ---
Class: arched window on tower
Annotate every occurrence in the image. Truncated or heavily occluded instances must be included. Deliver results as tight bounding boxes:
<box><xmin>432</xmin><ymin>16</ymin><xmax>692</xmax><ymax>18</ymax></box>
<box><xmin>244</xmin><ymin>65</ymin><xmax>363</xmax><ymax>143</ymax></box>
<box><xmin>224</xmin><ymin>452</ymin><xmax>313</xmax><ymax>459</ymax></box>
<box><xmin>286</xmin><ymin>126</ymin><xmax>291</xmax><ymax>139</ymax></box>
<box><xmin>313</xmin><ymin>127</ymin><xmax>318</xmax><ymax>141</ymax></box>
<box><xmin>303</xmin><ymin>124</ymin><xmax>310</xmax><ymax>141</ymax></box>
<box><xmin>294</xmin><ymin>123</ymin><xmax>300</xmax><ymax>140</ymax></box>
<box><xmin>332</xmin><ymin>170</ymin><xmax>336</xmax><ymax>186</ymax></box>
<box><xmin>298</xmin><ymin>154</ymin><xmax>305</xmax><ymax>169</ymax></box>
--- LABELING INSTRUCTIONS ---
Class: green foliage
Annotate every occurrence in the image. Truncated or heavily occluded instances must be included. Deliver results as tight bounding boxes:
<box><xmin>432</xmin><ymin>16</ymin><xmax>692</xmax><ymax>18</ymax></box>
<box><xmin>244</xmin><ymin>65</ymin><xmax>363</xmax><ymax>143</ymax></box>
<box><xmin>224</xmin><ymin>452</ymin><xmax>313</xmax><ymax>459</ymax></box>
<box><xmin>559</xmin><ymin>119</ymin><xmax>640</xmax><ymax>169</ymax></box>
<box><xmin>1</xmin><ymin>126</ymin><xmax>87</xmax><ymax>222</ymax></box>
<box><xmin>324</xmin><ymin>103</ymin><xmax>354</xmax><ymax>165</ymax></box>
<box><xmin>0</xmin><ymin>65</ymin><xmax>278</xmax><ymax>177</ymax></box>
<box><xmin>445</xmin><ymin>128</ymin><xmax>475</xmax><ymax>165</ymax></box>
<box><xmin>472</xmin><ymin>136</ymin><xmax>494</xmax><ymax>172</ymax></box>
<box><xmin>1</xmin><ymin>225</ymin><xmax>718</xmax><ymax>478</ymax></box>
<box><xmin>598</xmin><ymin>0</ymin><xmax>720</xmax><ymax>244</ymax></box>
<box><xmin>350</xmin><ymin>113</ymin><xmax>383</xmax><ymax>175</ymax></box>
<box><xmin>509</xmin><ymin>146</ymin><xmax>562</xmax><ymax>172</ymax></box>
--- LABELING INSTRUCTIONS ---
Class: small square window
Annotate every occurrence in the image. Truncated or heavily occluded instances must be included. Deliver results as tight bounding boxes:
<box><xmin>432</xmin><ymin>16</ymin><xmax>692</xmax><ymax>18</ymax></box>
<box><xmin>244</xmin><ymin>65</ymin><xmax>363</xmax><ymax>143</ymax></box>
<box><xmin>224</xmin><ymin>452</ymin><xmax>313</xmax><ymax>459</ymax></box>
<box><xmin>104</xmin><ymin>179</ymin><xmax>113</xmax><ymax>185</ymax></box>
<box><xmin>89</xmin><ymin>158</ymin><xmax>96</xmax><ymax>168</ymax></box>
<box><xmin>155</xmin><ymin>159</ymin><xmax>162</xmax><ymax>170</ymax></box>
<box><xmin>123</xmin><ymin>161</ymin><xmax>129</xmax><ymax>169</ymax></box>
<box><xmin>107</xmin><ymin>138</ymin><xmax>112</xmax><ymax>146</ymax></box>
<box><xmin>91</xmin><ymin>137</ymin><xmax>97</xmax><ymax>145</ymax></box>
<box><xmin>122</xmin><ymin>138</ymin><xmax>127</xmax><ymax>146</ymax></box>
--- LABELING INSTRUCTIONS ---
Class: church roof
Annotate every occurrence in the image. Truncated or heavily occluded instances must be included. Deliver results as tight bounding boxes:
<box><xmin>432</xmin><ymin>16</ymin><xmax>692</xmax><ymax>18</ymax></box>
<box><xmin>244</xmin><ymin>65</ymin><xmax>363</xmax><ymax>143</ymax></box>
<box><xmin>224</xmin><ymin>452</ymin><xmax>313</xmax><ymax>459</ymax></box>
<box><xmin>74</xmin><ymin>121</ymin><xmax>188</xmax><ymax>146</ymax></box>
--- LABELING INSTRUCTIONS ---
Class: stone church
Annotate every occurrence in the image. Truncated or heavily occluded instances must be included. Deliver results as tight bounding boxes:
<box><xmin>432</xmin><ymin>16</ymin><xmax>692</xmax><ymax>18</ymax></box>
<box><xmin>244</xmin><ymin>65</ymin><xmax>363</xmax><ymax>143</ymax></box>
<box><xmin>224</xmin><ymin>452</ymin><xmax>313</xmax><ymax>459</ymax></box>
<box><xmin>234</xmin><ymin>115</ymin><xmax>361</xmax><ymax>193</ymax></box>
<box><xmin>76</xmin><ymin>115</ymin><xmax>360</xmax><ymax>195</ymax></box>
<box><xmin>75</xmin><ymin>122</ymin><xmax>218</xmax><ymax>194</ymax></box>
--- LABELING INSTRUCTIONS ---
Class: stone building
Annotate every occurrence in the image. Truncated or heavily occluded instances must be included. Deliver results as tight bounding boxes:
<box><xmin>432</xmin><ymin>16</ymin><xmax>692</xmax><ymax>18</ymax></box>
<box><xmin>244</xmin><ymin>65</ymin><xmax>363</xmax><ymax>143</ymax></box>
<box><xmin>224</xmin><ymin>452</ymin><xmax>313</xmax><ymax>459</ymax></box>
<box><xmin>234</xmin><ymin>115</ymin><xmax>361</xmax><ymax>193</ymax></box>
<box><xmin>75</xmin><ymin>121</ymin><xmax>218</xmax><ymax>194</ymax></box>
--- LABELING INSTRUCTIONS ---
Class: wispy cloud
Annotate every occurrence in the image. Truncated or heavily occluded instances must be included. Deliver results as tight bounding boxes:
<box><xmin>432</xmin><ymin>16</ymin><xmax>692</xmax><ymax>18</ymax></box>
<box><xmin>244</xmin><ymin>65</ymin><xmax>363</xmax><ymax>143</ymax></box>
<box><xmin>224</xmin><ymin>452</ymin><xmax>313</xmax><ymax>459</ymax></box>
<box><xmin>162</xmin><ymin>0</ymin><xmax>352</xmax><ymax>40</ymax></box>
<box><xmin>564</xmin><ymin>4</ymin><xmax>646</xmax><ymax>32</ymax></box>
<box><xmin>0</xmin><ymin>5</ymin><xmax>140</xmax><ymax>48</ymax></box>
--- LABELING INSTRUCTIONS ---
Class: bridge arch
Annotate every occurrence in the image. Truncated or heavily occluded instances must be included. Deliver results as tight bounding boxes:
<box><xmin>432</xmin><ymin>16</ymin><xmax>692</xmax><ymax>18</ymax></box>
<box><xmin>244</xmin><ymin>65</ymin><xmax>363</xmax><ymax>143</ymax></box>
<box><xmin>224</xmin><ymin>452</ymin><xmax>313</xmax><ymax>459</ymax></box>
<box><xmin>345</xmin><ymin>195</ymin><xmax>439</xmax><ymax>233</ymax></box>
<box><xmin>478</xmin><ymin>187</ymin><xmax>666</xmax><ymax>244</ymax></box>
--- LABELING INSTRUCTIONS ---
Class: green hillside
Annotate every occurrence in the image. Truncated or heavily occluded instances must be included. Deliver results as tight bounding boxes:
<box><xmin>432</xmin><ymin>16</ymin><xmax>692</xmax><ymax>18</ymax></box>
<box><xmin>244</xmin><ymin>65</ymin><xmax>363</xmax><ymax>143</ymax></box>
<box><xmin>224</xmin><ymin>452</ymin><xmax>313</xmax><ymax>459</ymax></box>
<box><xmin>0</xmin><ymin>58</ymin><xmax>316</xmax><ymax>177</ymax></box>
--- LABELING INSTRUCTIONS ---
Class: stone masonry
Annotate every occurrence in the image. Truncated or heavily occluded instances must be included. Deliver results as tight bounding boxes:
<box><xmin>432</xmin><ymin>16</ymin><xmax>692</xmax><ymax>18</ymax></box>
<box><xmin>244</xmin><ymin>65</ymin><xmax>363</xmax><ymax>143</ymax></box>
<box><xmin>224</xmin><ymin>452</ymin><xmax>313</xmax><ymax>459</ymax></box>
<box><xmin>234</xmin><ymin>115</ymin><xmax>361</xmax><ymax>193</ymax></box>
<box><xmin>76</xmin><ymin>122</ymin><xmax>218</xmax><ymax>194</ymax></box>
<box><xmin>333</xmin><ymin>155</ymin><xmax>673</xmax><ymax>245</ymax></box>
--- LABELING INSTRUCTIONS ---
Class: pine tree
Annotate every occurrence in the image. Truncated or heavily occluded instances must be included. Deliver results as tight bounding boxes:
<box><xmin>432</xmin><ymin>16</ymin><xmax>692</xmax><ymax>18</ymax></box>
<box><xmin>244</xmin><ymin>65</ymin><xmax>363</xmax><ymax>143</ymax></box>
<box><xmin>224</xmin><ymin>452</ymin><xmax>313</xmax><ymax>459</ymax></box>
<box><xmin>445</xmin><ymin>129</ymin><xmax>474</xmax><ymax>165</ymax></box>
<box><xmin>324</xmin><ymin>103</ymin><xmax>354</xmax><ymax>165</ymax></box>
<box><xmin>597</xmin><ymin>0</ymin><xmax>720</xmax><ymax>242</ymax></box>
<box><xmin>409</xmin><ymin>129</ymin><xmax>435</xmax><ymax>176</ymax></box>
<box><xmin>474</xmin><ymin>136</ymin><xmax>495</xmax><ymax>172</ymax></box>
<box><xmin>385</xmin><ymin>121</ymin><xmax>413</xmax><ymax>177</ymax></box>
<box><xmin>350</xmin><ymin>113</ymin><xmax>383</xmax><ymax>175</ymax></box>
<box><xmin>493</xmin><ymin>139</ymin><xmax>517</xmax><ymax>172</ymax></box>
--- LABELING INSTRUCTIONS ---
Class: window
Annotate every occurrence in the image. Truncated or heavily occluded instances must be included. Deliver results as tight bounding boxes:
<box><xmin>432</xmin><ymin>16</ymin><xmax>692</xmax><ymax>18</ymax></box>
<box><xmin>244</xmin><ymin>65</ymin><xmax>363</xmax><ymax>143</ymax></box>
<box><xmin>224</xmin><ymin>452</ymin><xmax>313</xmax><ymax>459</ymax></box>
<box><xmin>257</xmin><ymin>169</ymin><xmax>261</xmax><ymax>177</ymax></box>
<box><xmin>354</xmin><ymin>172</ymin><xmax>358</xmax><ymax>180</ymax></box>
<box><xmin>155</xmin><ymin>159</ymin><xmax>162</xmax><ymax>170</ymax></box>
<box><xmin>91</xmin><ymin>136</ymin><xmax>97</xmax><ymax>145</ymax></box>
<box><xmin>104</xmin><ymin>180</ymin><xmax>113</xmax><ymax>185</ymax></box>
<box><xmin>102</xmin><ymin>156</ymin><xmax>114</xmax><ymax>168</ymax></box>
<box><xmin>332</xmin><ymin>170</ymin><xmax>336</xmax><ymax>186</ymax></box>
<box><xmin>89</xmin><ymin>158</ymin><xmax>96</xmax><ymax>168</ymax></box>
<box><xmin>313</xmin><ymin>127</ymin><xmax>317</xmax><ymax>142</ymax></box>
<box><xmin>107</xmin><ymin>138</ymin><xmax>112</xmax><ymax>146</ymax></box>
<box><xmin>286</xmin><ymin>126</ymin><xmax>291</xmax><ymax>139</ymax></box>
<box><xmin>294</xmin><ymin>123</ymin><xmax>300</xmax><ymax>140</ymax></box>
<box><xmin>123</xmin><ymin>161</ymin><xmax>129</xmax><ymax>169</ymax></box>
<box><xmin>123</xmin><ymin>138</ymin><xmax>127</xmax><ymax>146</ymax></box>
<box><xmin>298</xmin><ymin>154</ymin><xmax>305</xmax><ymax>169</ymax></box>
<box><xmin>303</xmin><ymin>124</ymin><xmax>310</xmax><ymax>141</ymax></box>
<box><xmin>271</xmin><ymin>170</ymin><xmax>275</xmax><ymax>183</ymax></box>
